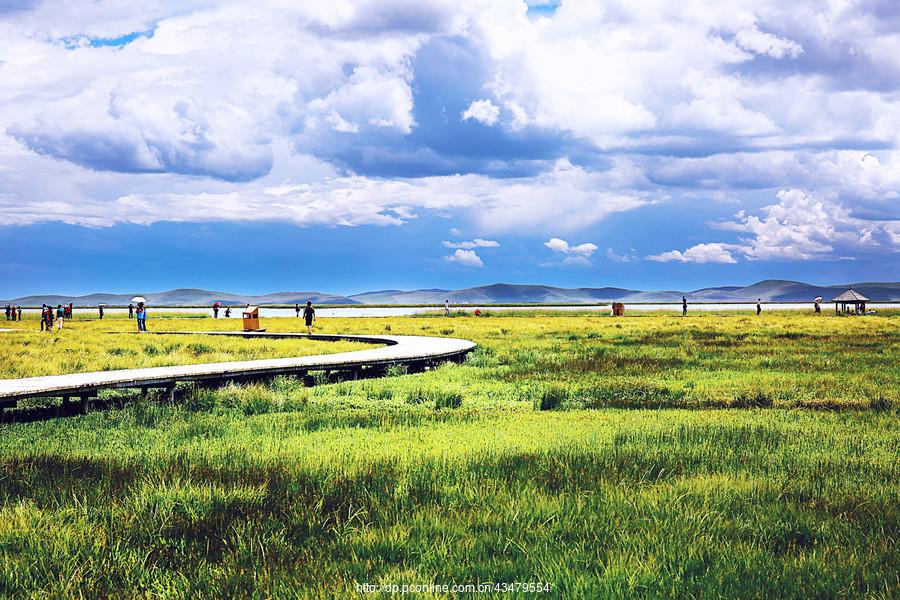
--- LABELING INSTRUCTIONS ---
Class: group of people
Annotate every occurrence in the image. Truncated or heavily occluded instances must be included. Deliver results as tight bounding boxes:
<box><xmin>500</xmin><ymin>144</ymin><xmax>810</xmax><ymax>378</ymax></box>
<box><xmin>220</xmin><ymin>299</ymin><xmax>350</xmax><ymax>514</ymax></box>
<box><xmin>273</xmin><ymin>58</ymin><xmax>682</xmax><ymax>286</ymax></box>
<box><xmin>212</xmin><ymin>304</ymin><xmax>232</xmax><ymax>318</ymax></box>
<box><xmin>39</xmin><ymin>303</ymin><xmax>73</xmax><ymax>332</ymax></box>
<box><xmin>4</xmin><ymin>304</ymin><xmax>22</xmax><ymax>321</ymax></box>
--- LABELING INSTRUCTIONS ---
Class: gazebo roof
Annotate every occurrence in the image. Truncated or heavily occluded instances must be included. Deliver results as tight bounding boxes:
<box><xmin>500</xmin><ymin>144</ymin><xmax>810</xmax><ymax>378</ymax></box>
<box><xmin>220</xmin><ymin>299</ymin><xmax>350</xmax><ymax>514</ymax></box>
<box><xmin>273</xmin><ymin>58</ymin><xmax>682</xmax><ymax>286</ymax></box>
<box><xmin>832</xmin><ymin>288</ymin><xmax>869</xmax><ymax>302</ymax></box>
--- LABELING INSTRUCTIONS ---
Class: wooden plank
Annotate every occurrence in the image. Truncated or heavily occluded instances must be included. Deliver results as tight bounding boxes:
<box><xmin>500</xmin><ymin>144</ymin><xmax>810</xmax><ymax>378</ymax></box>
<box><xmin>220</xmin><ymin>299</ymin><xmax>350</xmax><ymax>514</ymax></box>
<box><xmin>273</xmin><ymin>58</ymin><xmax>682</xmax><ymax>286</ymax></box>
<box><xmin>0</xmin><ymin>332</ymin><xmax>476</xmax><ymax>403</ymax></box>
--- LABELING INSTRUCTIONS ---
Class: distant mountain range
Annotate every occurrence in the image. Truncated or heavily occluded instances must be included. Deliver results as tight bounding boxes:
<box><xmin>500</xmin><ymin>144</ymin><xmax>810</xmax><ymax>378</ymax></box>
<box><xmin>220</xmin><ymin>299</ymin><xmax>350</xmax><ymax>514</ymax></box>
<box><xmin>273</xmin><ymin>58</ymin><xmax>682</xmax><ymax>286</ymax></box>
<box><xmin>4</xmin><ymin>280</ymin><xmax>899</xmax><ymax>306</ymax></box>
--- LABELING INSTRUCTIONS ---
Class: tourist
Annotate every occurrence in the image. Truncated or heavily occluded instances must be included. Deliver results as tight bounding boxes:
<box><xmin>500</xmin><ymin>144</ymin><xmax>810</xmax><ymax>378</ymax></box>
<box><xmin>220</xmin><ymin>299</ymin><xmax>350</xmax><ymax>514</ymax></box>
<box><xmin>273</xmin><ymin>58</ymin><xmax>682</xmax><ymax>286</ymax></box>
<box><xmin>98</xmin><ymin>305</ymin><xmax>104</xmax><ymax>319</ymax></box>
<box><xmin>814</xmin><ymin>300</ymin><xmax>821</xmax><ymax>314</ymax></box>
<box><xmin>65</xmin><ymin>303</ymin><xmax>72</xmax><ymax>319</ymax></box>
<box><xmin>444</xmin><ymin>299</ymin><xmax>450</xmax><ymax>317</ymax></box>
<box><xmin>213</xmin><ymin>303</ymin><xmax>219</xmax><ymax>319</ymax></box>
<box><xmin>44</xmin><ymin>304</ymin><xmax>54</xmax><ymax>333</ymax></box>
<box><xmin>4</xmin><ymin>304</ymin><xmax>9</xmax><ymax>320</ymax></box>
<box><xmin>756</xmin><ymin>299</ymin><xmax>762</xmax><ymax>315</ymax></box>
<box><xmin>303</xmin><ymin>300</ymin><xmax>316</xmax><ymax>334</ymax></box>
<box><xmin>16</xmin><ymin>306</ymin><xmax>22</xmax><ymax>321</ymax></box>
<box><xmin>295</xmin><ymin>303</ymin><xmax>300</xmax><ymax>318</ymax></box>
<box><xmin>682</xmin><ymin>296</ymin><xmax>688</xmax><ymax>317</ymax></box>
<box><xmin>225</xmin><ymin>307</ymin><xmax>231</xmax><ymax>318</ymax></box>
<box><xmin>474</xmin><ymin>308</ymin><xmax>481</xmax><ymax>317</ymax></box>
<box><xmin>136</xmin><ymin>302</ymin><xmax>147</xmax><ymax>332</ymax></box>
<box><xmin>56</xmin><ymin>304</ymin><xmax>65</xmax><ymax>331</ymax></box>
<box><xmin>128</xmin><ymin>303</ymin><xmax>134</xmax><ymax>319</ymax></box>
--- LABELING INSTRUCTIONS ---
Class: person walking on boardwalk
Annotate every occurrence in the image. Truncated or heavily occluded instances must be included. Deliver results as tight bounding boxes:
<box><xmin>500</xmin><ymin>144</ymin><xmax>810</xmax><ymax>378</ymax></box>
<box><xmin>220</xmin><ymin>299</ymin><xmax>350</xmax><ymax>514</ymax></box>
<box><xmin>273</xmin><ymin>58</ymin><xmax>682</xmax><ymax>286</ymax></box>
<box><xmin>303</xmin><ymin>300</ymin><xmax>316</xmax><ymax>334</ymax></box>
<box><xmin>136</xmin><ymin>302</ymin><xmax>147</xmax><ymax>332</ymax></box>
<box><xmin>682</xmin><ymin>296</ymin><xmax>688</xmax><ymax>317</ymax></box>
<box><xmin>128</xmin><ymin>303</ymin><xmax>134</xmax><ymax>319</ymax></box>
<box><xmin>56</xmin><ymin>304</ymin><xmax>65</xmax><ymax>331</ymax></box>
<box><xmin>756</xmin><ymin>299</ymin><xmax>762</xmax><ymax>315</ymax></box>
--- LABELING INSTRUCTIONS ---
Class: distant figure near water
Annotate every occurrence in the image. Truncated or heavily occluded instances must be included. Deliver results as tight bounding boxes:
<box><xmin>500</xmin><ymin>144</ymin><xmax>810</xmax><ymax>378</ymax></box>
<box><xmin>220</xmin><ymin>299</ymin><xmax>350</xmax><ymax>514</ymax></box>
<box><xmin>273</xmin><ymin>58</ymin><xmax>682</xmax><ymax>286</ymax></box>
<box><xmin>98</xmin><ymin>305</ymin><xmax>104</xmax><ymax>320</ymax></box>
<box><xmin>814</xmin><ymin>300</ymin><xmax>821</xmax><ymax>314</ymax></box>
<box><xmin>682</xmin><ymin>296</ymin><xmax>687</xmax><ymax>317</ymax></box>
<box><xmin>128</xmin><ymin>303</ymin><xmax>134</xmax><ymax>319</ymax></box>
<box><xmin>303</xmin><ymin>301</ymin><xmax>316</xmax><ymax>334</ymax></box>
<box><xmin>56</xmin><ymin>305</ymin><xmax>65</xmax><ymax>331</ymax></box>
<box><xmin>444</xmin><ymin>299</ymin><xmax>451</xmax><ymax>317</ymax></box>
<box><xmin>225</xmin><ymin>307</ymin><xmax>231</xmax><ymax>318</ymax></box>
<box><xmin>756</xmin><ymin>299</ymin><xmax>762</xmax><ymax>315</ymax></box>
<box><xmin>295</xmin><ymin>303</ymin><xmax>300</xmax><ymax>318</ymax></box>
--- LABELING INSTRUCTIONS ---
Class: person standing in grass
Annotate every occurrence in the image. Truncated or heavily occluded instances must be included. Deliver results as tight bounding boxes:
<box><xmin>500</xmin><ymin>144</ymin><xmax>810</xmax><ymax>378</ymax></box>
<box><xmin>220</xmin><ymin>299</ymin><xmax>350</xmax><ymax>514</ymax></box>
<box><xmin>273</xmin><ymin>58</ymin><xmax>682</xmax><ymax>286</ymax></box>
<box><xmin>4</xmin><ymin>304</ymin><xmax>9</xmax><ymax>320</ymax></box>
<box><xmin>98</xmin><ymin>305</ymin><xmax>104</xmax><ymax>319</ymax></box>
<box><xmin>16</xmin><ymin>305</ymin><xmax>21</xmax><ymax>321</ymax></box>
<box><xmin>682</xmin><ymin>296</ymin><xmax>688</xmax><ymax>317</ymax></box>
<box><xmin>39</xmin><ymin>304</ymin><xmax>47</xmax><ymax>331</ymax></box>
<box><xmin>56</xmin><ymin>304</ymin><xmax>65</xmax><ymax>331</ymax></box>
<box><xmin>128</xmin><ymin>303</ymin><xmax>134</xmax><ymax>319</ymax></box>
<box><xmin>303</xmin><ymin>300</ymin><xmax>316</xmax><ymax>334</ymax></box>
<box><xmin>225</xmin><ymin>307</ymin><xmax>231</xmax><ymax>318</ymax></box>
<box><xmin>756</xmin><ymin>299</ymin><xmax>762</xmax><ymax>315</ymax></box>
<box><xmin>444</xmin><ymin>299</ymin><xmax>450</xmax><ymax>317</ymax></box>
<box><xmin>44</xmin><ymin>304</ymin><xmax>54</xmax><ymax>333</ymax></box>
<box><xmin>136</xmin><ymin>302</ymin><xmax>147</xmax><ymax>332</ymax></box>
<box><xmin>295</xmin><ymin>303</ymin><xmax>300</xmax><ymax>318</ymax></box>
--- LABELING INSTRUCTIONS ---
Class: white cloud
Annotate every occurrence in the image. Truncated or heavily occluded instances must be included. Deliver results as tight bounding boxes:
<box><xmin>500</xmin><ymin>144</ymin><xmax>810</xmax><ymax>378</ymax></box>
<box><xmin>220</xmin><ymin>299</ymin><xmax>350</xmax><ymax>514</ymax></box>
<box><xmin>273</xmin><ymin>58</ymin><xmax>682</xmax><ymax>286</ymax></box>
<box><xmin>605</xmin><ymin>248</ymin><xmax>637</xmax><ymax>263</ymax></box>
<box><xmin>718</xmin><ymin>188</ymin><xmax>898</xmax><ymax>260</ymax></box>
<box><xmin>647</xmin><ymin>243</ymin><xmax>739</xmax><ymax>264</ymax></box>
<box><xmin>461</xmin><ymin>99</ymin><xmax>501</xmax><ymax>126</ymax></box>
<box><xmin>443</xmin><ymin>238</ymin><xmax>500</xmax><ymax>249</ymax></box>
<box><xmin>543</xmin><ymin>236</ymin><xmax>598</xmax><ymax>266</ymax></box>
<box><xmin>734</xmin><ymin>24</ymin><xmax>803</xmax><ymax>59</ymax></box>
<box><xmin>544</xmin><ymin>237</ymin><xmax>598</xmax><ymax>256</ymax></box>
<box><xmin>650</xmin><ymin>188</ymin><xmax>900</xmax><ymax>263</ymax></box>
<box><xmin>445</xmin><ymin>248</ymin><xmax>483</xmax><ymax>267</ymax></box>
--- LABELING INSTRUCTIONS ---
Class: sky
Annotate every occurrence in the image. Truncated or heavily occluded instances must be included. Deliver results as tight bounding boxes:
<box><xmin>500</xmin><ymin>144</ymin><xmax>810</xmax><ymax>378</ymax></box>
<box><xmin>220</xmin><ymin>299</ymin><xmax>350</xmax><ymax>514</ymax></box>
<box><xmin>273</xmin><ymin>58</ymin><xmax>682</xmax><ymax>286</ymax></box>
<box><xmin>0</xmin><ymin>0</ymin><xmax>899</xmax><ymax>297</ymax></box>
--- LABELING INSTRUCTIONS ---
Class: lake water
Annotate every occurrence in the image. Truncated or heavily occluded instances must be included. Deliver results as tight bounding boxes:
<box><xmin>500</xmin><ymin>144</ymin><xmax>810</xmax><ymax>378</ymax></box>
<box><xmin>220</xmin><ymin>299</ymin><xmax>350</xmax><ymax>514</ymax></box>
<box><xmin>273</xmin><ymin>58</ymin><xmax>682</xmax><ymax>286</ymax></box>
<box><xmin>16</xmin><ymin>302</ymin><xmax>897</xmax><ymax>318</ymax></box>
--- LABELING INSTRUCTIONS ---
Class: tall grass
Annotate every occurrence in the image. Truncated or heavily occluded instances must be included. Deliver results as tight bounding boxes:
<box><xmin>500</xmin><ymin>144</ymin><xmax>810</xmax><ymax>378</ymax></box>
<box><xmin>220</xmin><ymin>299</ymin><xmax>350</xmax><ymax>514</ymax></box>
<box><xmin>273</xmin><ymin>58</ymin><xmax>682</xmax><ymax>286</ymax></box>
<box><xmin>0</xmin><ymin>311</ymin><xmax>897</xmax><ymax>597</ymax></box>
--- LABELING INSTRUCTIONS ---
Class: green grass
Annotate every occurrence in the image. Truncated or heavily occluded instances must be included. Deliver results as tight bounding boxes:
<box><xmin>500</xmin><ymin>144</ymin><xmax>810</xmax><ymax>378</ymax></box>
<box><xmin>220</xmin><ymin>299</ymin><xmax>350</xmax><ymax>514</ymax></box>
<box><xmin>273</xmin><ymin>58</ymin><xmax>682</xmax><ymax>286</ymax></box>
<box><xmin>0</xmin><ymin>312</ymin><xmax>897</xmax><ymax>598</ymax></box>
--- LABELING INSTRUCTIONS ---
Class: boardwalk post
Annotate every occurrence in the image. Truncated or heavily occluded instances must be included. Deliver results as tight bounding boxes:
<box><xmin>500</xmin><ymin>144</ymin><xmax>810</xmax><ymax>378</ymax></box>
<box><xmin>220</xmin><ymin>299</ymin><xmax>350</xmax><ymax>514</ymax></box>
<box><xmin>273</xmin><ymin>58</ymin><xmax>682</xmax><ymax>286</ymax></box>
<box><xmin>80</xmin><ymin>394</ymin><xmax>91</xmax><ymax>414</ymax></box>
<box><xmin>166</xmin><ymin>384</ymin><xmax>176</xmax><ymax>404</ymax></box>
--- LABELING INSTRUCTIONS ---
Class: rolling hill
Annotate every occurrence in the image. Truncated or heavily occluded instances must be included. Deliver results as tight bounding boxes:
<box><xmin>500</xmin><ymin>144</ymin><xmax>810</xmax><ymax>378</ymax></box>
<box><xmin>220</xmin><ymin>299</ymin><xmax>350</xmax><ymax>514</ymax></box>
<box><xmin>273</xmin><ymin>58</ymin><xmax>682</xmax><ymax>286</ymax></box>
<box><xmin>3</xmin><ymin>280</ymin><xmax>899</xmax><ymax>306</ymax></box>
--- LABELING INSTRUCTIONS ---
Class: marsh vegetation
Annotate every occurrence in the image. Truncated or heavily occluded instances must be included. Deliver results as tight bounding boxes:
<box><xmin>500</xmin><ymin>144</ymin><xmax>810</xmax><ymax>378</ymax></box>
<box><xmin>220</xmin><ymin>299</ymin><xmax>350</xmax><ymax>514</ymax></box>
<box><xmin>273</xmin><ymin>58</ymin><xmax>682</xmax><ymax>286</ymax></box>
<box><xmin>0</xmin><ymin>312</ymin><xmax>897</xmax><ymax>597</ymax></box>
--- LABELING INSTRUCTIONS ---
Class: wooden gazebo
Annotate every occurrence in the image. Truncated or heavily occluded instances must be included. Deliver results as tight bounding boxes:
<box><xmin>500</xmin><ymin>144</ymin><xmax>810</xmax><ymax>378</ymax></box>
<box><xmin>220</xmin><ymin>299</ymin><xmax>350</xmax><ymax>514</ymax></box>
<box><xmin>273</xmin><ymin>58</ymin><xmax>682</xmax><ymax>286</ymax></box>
<box><xmin>832</xmin><ymin>288</ymin><xmax>869</xmax><ymax>315</ymax></box>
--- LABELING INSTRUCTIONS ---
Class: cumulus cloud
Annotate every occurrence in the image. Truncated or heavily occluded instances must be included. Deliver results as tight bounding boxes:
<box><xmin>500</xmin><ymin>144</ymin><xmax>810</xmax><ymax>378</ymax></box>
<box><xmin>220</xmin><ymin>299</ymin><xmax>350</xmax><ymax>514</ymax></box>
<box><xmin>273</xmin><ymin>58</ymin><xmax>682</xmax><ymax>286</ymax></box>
<box><xmin>0</xmin><ymin>0</ymin><xmax>897</xmax><ymax>271</ymax></box>
<box><xmin>445</xmin><ymin>248</ymin><xmax>483</xmax><ymax>267</ymax></box>
<box><xmin>543</xmin><ymin>236</ymin><xmax>598</xmax><ymax>266</ymax></box>
<box><xmin>443</xmin><ymin>238</ymin><xmax>500</xmax><ymax>249</ymax></box>
<box><xmin>544</xmin><ymin>237</ymin><xmax>598</xmax><ymax>256</ymax></box>
<box><xmin>647</xmin><ymin>243</ymin><xmax>739</xmax><ymax>264</ymax></box>
<box><xmin>461</xmin><ymin>99</ymin><xmax>501</xmax><ymax>126</ymax></box>
<box><xmin>650</xmin><ymin>188</ymin><xmax>900</xmax><ymax>263</ymax></box>
<box><xmin>734</xmin><ymin>24</ymin><xmax>803</xmax><ymax>59</ymax></box>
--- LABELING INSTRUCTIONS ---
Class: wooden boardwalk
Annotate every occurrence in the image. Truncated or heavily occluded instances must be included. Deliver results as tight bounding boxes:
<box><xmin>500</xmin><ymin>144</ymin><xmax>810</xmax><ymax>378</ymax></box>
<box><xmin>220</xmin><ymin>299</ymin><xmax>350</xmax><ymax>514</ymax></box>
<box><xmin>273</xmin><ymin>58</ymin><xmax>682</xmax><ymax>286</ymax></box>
<box><xmin>0</xmin><ymin>331</ymin><xmax>476</xmax><ymax>408</ymax></box>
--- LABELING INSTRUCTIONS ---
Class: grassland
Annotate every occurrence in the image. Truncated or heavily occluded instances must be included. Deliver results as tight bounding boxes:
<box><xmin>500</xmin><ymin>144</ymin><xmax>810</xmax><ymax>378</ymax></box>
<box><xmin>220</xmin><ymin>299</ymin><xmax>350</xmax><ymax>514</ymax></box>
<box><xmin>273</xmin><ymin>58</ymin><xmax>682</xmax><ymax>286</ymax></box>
<box><xmin>0</xmin><ymin>311</ymin><xmax>897</xmax><ymax>598</ymax></box>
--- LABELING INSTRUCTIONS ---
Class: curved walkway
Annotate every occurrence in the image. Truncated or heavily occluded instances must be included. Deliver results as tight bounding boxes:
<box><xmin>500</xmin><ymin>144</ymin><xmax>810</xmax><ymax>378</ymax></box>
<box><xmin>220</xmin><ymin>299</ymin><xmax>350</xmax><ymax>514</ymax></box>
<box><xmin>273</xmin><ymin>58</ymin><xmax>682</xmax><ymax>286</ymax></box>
<box><xmin>0</xmin><ymin>331</ymin><xmax>476</xmax><ymax>405</ymax></box>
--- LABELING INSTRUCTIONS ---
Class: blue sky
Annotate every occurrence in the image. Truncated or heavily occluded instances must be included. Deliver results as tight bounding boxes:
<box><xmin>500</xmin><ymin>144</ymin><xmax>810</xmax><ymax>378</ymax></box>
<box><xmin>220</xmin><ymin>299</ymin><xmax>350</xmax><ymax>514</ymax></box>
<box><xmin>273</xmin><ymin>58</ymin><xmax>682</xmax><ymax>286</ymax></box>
<box><xmin>0</xmin><ymin>0</ymin><xmax>898</xmax><ymax>297</ymax></box>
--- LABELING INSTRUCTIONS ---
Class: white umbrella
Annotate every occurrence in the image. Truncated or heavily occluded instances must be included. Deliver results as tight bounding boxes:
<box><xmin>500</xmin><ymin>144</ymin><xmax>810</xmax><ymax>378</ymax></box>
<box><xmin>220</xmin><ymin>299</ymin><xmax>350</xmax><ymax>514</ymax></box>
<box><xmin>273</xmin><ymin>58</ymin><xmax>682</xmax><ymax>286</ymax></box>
<box><xmin>814</xmin><ymin>296</ymin><xmax>823</xmax><ymax>302</ymax></box>
<box><xmin>97</xmin><ymin>303</ymin><xmax>107</xmax><ymax>306</ymax></box>
<box><xmin>131</xmin><ymin>296</ymin><xmax>147</xmax><ymax>303</ymax></box>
